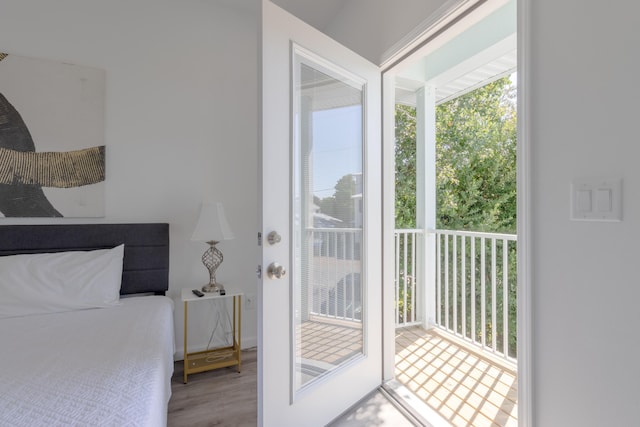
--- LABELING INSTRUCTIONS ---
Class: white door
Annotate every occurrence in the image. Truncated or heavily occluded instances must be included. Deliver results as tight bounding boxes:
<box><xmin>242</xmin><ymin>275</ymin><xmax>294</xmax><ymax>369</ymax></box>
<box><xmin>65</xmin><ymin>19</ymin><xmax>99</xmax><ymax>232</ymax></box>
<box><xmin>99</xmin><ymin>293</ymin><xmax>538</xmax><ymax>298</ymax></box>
<box><xmin>259</xmin><ymin>1</ymin><xmax>382</xmax><ymax>426</ymax></box>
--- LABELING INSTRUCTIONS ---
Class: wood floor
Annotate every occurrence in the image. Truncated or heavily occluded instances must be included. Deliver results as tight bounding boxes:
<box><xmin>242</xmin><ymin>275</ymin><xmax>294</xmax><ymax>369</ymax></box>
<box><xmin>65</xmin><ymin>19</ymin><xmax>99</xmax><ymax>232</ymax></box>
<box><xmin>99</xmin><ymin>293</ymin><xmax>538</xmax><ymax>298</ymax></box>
<box><xmin>169</xmin><ymin>327</ymin><xmax>517</xmax><ymax>426</ymax></box>
<box><xmin>168</xmin><ymin>349</ymin><xmax>257</xmax><ymax>427</ymax></box>
<box><xmin>167</xmin><ymin>348</ymin><xmax>411</xmax><ymax>427</ymax></box>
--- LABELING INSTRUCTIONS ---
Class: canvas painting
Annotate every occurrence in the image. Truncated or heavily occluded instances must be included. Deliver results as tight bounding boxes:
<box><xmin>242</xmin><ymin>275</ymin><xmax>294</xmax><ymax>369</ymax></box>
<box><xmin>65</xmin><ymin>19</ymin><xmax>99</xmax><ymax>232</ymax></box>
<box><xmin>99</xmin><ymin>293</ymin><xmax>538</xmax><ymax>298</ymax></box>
<box><xmin>0</xmin><ymin>52</ymin><xmax>105</xmax><ymax>217</ymax></box>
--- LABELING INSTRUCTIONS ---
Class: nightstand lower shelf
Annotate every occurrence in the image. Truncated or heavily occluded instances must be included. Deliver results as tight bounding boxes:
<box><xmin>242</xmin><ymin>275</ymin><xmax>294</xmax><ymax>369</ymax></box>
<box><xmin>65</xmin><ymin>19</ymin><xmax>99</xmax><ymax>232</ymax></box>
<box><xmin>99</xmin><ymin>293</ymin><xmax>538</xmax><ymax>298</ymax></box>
<box><xmin>182</xmin><ymin>290</ymin><xmax>242</xmax><ymax>383</ymax></box>
<box><xmin>184</xmin><ymin>344</ymin><xmax>241</xmax><ymax>375</ymax></box>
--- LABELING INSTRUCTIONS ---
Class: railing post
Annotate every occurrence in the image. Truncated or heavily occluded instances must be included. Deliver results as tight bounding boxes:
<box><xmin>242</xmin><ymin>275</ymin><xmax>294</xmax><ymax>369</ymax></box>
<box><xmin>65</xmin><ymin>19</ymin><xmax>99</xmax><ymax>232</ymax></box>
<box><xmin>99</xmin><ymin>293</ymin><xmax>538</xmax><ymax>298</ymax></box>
<box><xmin>416</xmin><ymin>86</ymin><xmax>437</xmax><ymax>330</ymax></box>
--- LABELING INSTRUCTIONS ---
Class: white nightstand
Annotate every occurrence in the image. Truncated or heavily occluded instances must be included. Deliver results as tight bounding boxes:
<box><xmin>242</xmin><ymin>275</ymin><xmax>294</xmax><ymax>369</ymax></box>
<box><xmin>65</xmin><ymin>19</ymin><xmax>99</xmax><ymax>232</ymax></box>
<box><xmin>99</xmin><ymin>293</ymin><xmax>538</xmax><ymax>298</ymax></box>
<box><xmin>181</xmin><ymin>288</ymin><xmax>243</xmax><ymax>383</ymax></box>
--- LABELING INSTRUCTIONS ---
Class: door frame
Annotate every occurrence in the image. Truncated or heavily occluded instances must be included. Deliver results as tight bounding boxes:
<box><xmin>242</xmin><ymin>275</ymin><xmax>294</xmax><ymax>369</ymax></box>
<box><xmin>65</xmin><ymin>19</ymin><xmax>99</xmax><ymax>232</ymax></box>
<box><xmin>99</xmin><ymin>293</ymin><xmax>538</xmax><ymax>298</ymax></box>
<box><xmin>258</xmin><ymin>0</ymin><xmax>532</xmax><ymax>424</ymax></box>
<box><xmin>379</xmin><ymin>0</ymin><xmax>532</xmax><ymax>426</ymax></box>
<box><xmin>516</xmin><ymin>0</ymin><xmax>532</xmax><ymax>425</ymax></box>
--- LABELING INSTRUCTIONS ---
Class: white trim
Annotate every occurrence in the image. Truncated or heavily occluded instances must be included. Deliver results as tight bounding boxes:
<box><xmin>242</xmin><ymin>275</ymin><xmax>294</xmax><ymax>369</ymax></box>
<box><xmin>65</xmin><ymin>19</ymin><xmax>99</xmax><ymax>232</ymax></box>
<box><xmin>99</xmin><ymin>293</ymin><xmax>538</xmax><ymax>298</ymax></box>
<box><xmin>290</xmin><ymin>44</ymin><xmax>369</xmax><ymax>402</ymax></box>
<box><xmin>516</xmin><ymin>0</ymin><xmax>533</xmax><ymax>425</ymax></box>
<box><xmin>292</xmin><ymin>43</ymin><xmax>368</xmax><ymax>88</ymax></box>
<box><xmin>257</xmin><ymin>2</ymin><xmax>265</xmax><ymax>425</ymax></box>
<box><xmin>381</xmin><ymin>0</ymin><xmax>514</xmax><ymax>71</ymax></box>
<box><xmin>381</xmin><ymin>0</ymin><xmax>531</xmax><ymax>424</ymax></box>
<box><xmin>380</xmin><ymin>0</ymin><xmax>484</xmax><ymax>68</ymax></box>
<box><xmin>383</xmin><ymin>380</ymin><xmax>451</xmax><ymax>427</ymax></box>
<box><xmin>381</xmin><ymin>73</ymin><xmax>397</xmax><ymax>382</ymax></box>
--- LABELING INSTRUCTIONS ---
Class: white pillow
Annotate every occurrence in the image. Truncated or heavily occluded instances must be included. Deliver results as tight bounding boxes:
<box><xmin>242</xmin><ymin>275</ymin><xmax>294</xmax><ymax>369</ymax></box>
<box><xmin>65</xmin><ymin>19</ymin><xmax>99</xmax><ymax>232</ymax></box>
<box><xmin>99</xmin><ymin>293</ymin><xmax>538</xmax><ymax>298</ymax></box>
<box><xmin>0</xmin><ymin>244</ymin><xmax>124</xmax><ymax>319</ymax></box>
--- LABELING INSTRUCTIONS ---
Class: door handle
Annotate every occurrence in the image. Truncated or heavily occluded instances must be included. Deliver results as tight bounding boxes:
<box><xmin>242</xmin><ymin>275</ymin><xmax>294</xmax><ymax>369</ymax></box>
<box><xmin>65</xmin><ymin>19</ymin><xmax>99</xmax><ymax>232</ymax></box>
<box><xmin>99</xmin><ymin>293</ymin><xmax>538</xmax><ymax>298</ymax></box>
<box><xmin>267</xmin><ymin>262</ymin><xmax>286</xmax><ymax>279</ymax></box>
<box><xmin>267</xmin><ymin>231</ymin><xmax>282</xmax><ymax>245</ymax></box>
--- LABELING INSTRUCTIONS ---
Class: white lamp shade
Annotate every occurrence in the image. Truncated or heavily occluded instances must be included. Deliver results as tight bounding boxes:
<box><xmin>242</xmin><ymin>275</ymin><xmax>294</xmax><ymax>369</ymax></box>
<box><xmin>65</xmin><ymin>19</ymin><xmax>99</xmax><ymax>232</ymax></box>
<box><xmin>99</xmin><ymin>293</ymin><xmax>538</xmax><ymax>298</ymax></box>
<box><xmin>191</xmin><ymin>202</ymin><xmax>235</xmax><ymax>242</ymax></box>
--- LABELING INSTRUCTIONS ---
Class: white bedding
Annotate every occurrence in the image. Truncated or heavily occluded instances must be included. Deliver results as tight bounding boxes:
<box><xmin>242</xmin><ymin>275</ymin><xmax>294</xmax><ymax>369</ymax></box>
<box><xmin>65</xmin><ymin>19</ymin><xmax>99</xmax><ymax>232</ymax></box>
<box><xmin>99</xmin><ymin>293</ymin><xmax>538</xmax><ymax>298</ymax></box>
<box><xmin>0</xmin><ymin>296</ymin><xmax>175</xmax><ymax>427</ymax></box>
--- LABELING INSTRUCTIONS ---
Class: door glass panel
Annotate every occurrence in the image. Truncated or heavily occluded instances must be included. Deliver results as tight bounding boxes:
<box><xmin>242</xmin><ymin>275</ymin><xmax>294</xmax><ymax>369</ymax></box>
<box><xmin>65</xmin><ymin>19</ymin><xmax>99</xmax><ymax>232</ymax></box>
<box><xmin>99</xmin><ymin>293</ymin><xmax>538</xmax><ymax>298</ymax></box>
<box><xmin>292</xmin><ymin>49</ymin><xmax>365</xmax><ymax>393</ymax></box>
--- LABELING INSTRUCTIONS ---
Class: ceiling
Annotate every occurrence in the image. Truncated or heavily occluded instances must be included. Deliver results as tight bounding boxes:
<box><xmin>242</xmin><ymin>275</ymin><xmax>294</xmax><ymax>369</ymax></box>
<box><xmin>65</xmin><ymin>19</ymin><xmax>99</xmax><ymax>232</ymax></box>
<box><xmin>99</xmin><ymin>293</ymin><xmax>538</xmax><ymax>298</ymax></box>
<box><xmin>212</xmin><ymin>0</ymin><xmax>516</xmax><ymax>106</ymax></box>
<box><xmin>271</xmin><ymin>0</ymin><xmax>347</xmax><ymax>31</ymax></box>
<box><xmin>396</xmin><ymin>46</ymin><xmax>517</xmax><ymax>106</ymax></box>
<box><xmin>395</xmin><ymin>0</ymin><xmax>517</xmax><ymax>105</ymax></box>
<box><xmin>209</xmin><ymin>0</ymin><xmax>257</xmax><ymax>14</ymax></box>
<box><xmin>210</xmin><ymin>0</ymin><xmax>347</xmax><ymax>28</ymax></box>
<box><xmin>433</xmin><ymin>49</ymin><xmax>516</xmax><ymax>104</ymax></box>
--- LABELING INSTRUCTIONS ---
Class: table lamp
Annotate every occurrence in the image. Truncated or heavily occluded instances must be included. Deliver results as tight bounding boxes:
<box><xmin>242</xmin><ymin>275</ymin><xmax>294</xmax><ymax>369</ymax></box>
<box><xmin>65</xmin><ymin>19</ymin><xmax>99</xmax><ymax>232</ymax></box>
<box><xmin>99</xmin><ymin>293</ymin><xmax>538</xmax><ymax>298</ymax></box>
<box><xmin>191</xmin><ymin>201</ymin><xmax>235</xmax><ymax>293</ymax></box>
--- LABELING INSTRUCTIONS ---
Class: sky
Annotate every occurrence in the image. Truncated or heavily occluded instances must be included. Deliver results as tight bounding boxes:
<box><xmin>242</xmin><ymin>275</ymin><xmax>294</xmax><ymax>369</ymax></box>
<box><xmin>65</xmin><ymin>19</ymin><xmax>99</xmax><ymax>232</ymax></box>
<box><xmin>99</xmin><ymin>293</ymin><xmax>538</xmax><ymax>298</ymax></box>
<box><xmin>311</xmin><ymin>105</ymin><xmax>362</xmax><ymax>199</ymax></box>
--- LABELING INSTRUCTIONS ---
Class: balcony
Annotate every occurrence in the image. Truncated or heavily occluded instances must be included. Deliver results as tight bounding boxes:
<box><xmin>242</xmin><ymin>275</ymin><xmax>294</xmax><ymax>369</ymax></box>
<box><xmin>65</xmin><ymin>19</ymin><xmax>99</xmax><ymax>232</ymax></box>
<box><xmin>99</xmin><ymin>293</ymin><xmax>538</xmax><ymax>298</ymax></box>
<box><xmin>395</xmin><ymin>228</ymin><xmax>518</xmax><ymax>426</ymax></box>
<box><xmin>303</xmin><ymin>227</ymin><xmax>518</xmax><ymax>425</ymax></box>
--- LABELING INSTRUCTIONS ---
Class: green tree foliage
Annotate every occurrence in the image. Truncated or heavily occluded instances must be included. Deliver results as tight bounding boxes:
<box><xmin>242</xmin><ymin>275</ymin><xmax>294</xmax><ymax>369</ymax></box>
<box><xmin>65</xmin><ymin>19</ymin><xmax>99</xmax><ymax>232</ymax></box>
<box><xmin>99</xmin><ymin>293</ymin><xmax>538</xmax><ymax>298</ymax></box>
<box><xmin>395</xmin><ymin>76</ymin><xmax>517</xmax><ymax>233</ymax></box>
<box><xmin>395</xmin><ymin>76</ymin><xmax>518</xmax><ymax>356</ymax></box>
<box><xmin>317</xmin><ymin>174</ymin><xmax>356</xmax><ymax>227</ymax></box>
<box><xmin>395</xmin><ymin>105</ymin><xmax>418</xmax><ymax>229</ymax></box>
<box><xmin>436</xmin><ymin>77</ymin><xmax>517</xmax><ymax>233</ymax></box>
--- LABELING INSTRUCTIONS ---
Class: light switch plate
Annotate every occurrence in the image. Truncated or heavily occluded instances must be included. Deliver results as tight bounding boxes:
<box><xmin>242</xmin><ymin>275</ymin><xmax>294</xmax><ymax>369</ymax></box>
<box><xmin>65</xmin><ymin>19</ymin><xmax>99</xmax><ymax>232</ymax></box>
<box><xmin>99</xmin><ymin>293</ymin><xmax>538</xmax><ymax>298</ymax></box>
<box><xmin>571</xmin><ymin>177</ymin><xmax>622</xmax><ymax>221</ymax></box>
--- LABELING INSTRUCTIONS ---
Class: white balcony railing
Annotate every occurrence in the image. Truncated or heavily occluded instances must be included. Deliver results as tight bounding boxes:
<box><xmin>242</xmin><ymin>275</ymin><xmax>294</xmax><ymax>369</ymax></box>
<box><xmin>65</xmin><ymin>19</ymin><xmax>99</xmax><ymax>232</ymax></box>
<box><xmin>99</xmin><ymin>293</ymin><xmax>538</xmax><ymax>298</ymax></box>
<box><xmin>307</xmin><ymin>228</ymin><xmax>362</xmax><ymax>323</ymax></box>
<box><xmin>395</xmin><ymin>229</ymin><xmax>517</xmax><ymax>362</ymax></box>
<box><xmin>307</xmin><ymin>227</ymin><xmax>517</xmax><ymax>362</ymax></box>
<box><xmin>435</xmin><ymin>230</ymin><xmax>517</xmax><ymax>361</ymax></box>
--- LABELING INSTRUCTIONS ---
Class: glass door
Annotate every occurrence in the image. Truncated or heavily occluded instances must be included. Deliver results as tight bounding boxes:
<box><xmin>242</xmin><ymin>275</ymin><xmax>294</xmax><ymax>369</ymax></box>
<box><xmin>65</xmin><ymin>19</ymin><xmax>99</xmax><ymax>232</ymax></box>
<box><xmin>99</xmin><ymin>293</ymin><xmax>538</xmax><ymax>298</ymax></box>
<box><xmin>259</xmin><ymin>1</ymin><xmax>382</xmax><ymax>425</ymax></box>
<box><xmin>292</xmin><ymin>47</ymin><xmax>366</xmax><ymax>392</ymax></box>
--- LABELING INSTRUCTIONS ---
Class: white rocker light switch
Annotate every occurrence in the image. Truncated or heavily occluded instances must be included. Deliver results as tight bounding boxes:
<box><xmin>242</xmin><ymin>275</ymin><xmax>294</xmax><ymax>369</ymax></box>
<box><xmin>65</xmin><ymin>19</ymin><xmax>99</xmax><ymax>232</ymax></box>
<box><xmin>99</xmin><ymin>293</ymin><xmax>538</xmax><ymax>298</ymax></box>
<box><xmin>571</xmin><ymin>178</ymin><xmax>622</xmax><ymax>221</ymax></box>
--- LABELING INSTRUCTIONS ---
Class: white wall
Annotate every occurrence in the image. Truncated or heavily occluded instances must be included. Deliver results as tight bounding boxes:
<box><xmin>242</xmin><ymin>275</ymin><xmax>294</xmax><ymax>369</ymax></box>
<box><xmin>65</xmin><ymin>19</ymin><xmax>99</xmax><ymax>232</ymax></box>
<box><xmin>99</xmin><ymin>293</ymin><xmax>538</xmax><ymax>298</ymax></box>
<box><xmin>0</xmin><ymin>0</ymin><xmax>260</xmax><ymax>354</ymax></box>
<box><xmin>529</xmin><ymin>1</ymin><xmax>640</xmax><ymax>425</ymax></box>
<box><xmin>5</xmin><ymin>0</ymin><xmax>639</xmax><ymax>423</ymax></box>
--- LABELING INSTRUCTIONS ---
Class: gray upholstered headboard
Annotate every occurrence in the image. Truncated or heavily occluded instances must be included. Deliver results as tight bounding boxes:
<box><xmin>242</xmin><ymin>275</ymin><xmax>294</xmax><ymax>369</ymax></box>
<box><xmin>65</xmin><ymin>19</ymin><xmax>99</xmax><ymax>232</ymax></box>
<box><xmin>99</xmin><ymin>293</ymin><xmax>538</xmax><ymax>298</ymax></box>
<box><xmin>0</xmin><ymin>223</ymin><xmax>169</xmax><ymax>295</ymax></box>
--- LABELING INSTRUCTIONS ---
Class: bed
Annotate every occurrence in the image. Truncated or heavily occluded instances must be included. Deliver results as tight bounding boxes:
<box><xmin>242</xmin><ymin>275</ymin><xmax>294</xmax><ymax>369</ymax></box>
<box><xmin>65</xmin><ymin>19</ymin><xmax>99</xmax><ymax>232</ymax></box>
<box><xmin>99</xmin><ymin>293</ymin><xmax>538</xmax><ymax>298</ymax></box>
<box><xmin>0</xmin><ymin>223</ymin><xmax>174</xmax><ymax>427</ymax></box>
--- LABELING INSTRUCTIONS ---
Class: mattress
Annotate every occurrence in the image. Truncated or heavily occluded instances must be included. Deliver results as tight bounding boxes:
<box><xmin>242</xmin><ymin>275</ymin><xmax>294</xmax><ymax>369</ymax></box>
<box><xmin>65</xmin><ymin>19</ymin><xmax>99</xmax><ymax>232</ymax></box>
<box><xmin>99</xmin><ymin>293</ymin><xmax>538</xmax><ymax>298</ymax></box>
<box><xmin>0</xmin><ymin>296</ymin><xmax>175</xmax><ymax>427</ymax></box>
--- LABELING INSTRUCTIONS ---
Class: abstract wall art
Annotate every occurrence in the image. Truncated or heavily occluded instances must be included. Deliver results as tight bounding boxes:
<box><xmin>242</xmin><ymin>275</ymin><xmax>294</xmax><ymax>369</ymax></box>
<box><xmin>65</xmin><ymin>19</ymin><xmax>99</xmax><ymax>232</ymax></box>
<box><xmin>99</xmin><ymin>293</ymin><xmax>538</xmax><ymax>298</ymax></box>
<box><xmin>0</xmin><ymin>52</ymin><xmax>105</xmax><ymax>217</ymax></box>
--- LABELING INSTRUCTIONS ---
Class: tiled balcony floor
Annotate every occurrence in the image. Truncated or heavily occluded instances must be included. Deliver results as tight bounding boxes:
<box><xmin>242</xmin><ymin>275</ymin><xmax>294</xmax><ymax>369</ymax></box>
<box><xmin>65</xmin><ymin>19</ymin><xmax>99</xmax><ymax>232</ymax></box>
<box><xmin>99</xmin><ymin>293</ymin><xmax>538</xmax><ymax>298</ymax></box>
<box><xmin>395</xmin><ymin>326</ymin><xmax>518</xmax><ymax>427</ymax></box>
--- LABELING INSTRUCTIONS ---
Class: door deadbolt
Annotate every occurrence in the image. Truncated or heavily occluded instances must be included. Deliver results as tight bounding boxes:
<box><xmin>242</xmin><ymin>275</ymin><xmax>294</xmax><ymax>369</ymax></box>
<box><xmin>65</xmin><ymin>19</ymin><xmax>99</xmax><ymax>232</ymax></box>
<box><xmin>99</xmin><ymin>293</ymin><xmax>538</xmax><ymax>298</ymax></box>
<box><xmin>267</xmin><ymin>262</ymin><xmax>286</xmax><ymax>279</ymax></box>
<box><xmin>267</xmin><ymin>231</ymin><xmax>282</xmax><ymax>245</ymax></box>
